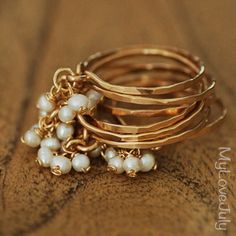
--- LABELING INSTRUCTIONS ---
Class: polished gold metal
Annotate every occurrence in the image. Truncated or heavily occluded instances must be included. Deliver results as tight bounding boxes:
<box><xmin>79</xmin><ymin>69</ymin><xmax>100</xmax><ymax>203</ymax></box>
<box><xmin>51</xmin><ymin>166</ymin><xmax>62</xmax><ymax>176</ymax></box>
<box><xmin>107</xmin><ymin>165</ymin><xmax>117</xmax><ymax>173</ymax></box>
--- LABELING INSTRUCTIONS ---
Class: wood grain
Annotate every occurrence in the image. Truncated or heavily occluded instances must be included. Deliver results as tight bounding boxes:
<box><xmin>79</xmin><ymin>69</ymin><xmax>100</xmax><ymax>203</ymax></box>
<box><xmin>0</xmin><ymin>1</ymin><xmax>235</xmax><ymax>236</ymax></box>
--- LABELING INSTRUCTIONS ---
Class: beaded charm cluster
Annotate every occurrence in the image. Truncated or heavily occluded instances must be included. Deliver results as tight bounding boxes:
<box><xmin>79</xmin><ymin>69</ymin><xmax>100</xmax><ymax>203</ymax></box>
<box><xmin>22</xmin><ymin>68</ymin><xmax>157</xmax><ymax>177</ymax></box>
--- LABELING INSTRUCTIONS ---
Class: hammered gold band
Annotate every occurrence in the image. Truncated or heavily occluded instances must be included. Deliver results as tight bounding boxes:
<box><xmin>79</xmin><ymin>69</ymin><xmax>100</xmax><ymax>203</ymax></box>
<box><xmin>78</xmin><ymin>46</ymin><xmax>226</xmax><ymax>149</ymax></box>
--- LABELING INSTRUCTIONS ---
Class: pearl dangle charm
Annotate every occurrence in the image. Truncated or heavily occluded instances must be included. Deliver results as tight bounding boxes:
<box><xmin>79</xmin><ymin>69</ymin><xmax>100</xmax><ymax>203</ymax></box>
<box><xmin>123</xmin><ymin>154</ymin><xmax>141</xmax><ymax>177</ymax></box>
<box><xmin>58</xmin><ymin>106</ymin><xmax>76</xmax><ymax>123</ymax></box>
<box><xmin>37</xmin><ymin>147</ymin><xmax>53</xmax><ymax>167</ymax></box>
<box><xmin>139</xmin><ymin>151</ymin><xmax>156</xmax><ymax>172</ymax></box>
<box><xmin>37</xmin><ymin>94</ymin><xmax>55</xmax><ymax>112</ymax></box>
<box><xmin>72</xmin><ymin>154</ymin><xmax>90</xmax><ymax>172</ymax></box>
<box><xmin>22</xmin><ymin>84</ymin><xmax>104</xmax><ymax>176</ymax></box>
<box><xmin>107</xmin><ymin>156</ymin><xmax>124</xmax><ymax>174</ymax></box>
<box><xmin>41</xmin><ymin>137</ymin><xmax>61</xmax><ymax>151</ymax></box>
<box><xmin>23</xmin><ymin>129</ymin><xmax>41</xmax><ymax>148</ymax></box>
<box><xmin>103</xmin><ymin>146</ymin><xmax>157</xmax><ymax>177</ymax></box>
<box><xmin>21</xmin><ymin>67</ymin><xmax>158</xmax><ymax>178</ymax></box>
<box><xmin>68</xmin><ymin>94</ymin><xmax>89</xmax><ymax>112</ymax></box>
<box><xmin>50</xmin><ymin>156</ymin><xmax>72</xmax><ymax>175</ymax></box>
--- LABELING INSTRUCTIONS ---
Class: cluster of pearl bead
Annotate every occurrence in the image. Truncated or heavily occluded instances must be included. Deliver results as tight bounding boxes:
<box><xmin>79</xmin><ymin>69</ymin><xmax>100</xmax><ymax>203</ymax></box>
<box><xmin>22</xmin><ymin>89</ymin><xmax>103</xmax><ymax>176</ymax></box>
<box><xmin>22</xmin><ymin>79</ymin><xmax>157</xmax><ymax>177</ymax></box>
<box><xmin>103</xmin><ymin>147</ymin><xmax>157</xmax><ymax>177</ymax></box>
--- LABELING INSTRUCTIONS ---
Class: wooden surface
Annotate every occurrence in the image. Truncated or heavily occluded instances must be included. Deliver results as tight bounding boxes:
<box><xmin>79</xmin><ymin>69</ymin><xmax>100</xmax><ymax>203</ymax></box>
<box><xmin>0</xmin><ymin>1</ymin><xmax>235</xmax><ymax>235</ymax></box>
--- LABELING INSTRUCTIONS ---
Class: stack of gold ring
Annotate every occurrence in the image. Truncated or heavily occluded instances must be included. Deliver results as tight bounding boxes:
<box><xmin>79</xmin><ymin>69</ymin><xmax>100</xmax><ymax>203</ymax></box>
<box><xmin>22</xmin><ymin>45</ymin><xmax>226</xmax><ymax>177</ymax></box>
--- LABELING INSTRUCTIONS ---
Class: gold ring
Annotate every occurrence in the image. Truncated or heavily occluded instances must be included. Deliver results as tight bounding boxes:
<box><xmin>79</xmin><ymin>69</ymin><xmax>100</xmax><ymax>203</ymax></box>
<box><xmin>21</xmin><ymin>45</ymin><xmax>226</xmax><ymax>177</ymax></box>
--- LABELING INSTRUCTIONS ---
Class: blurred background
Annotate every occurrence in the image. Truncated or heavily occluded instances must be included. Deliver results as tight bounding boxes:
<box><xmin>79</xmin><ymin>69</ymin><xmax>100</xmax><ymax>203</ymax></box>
<box><xmin>0</xmin><ymin>1</ymin><xmax>235</xmax><ymax>236</ymax></box>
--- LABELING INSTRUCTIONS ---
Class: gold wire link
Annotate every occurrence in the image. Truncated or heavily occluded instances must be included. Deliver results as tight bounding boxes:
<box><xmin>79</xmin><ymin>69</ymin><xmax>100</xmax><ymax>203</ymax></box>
<box><xmin>47</xmin><ymin>84</ymin><xmax>62</xmax><ymax>102</ymax></box>
<box><xmin>53</xmin><ymin>68</ymin><xmax>74</xmax><ymax>89</ymax></box>
<box><xmin>62</xmin><ymin>136</ymin><xmax>99</xmax><ymax>157</ymax></box>
<box><xmin>46</xmin><ymin>68</ymin><xmax>100</xmax><ymax>156</ymax></box>
<box><xmin>38</xmin><ymin>109</ymin><xmax>60</xmax><ymax>136</ymax></box>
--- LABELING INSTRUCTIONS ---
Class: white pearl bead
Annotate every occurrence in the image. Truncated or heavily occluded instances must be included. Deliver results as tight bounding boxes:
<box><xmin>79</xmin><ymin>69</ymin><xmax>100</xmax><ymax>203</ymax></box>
<box><xmin>86</xmin><ymin>89</ymin><xmax>103</xmax><ymax>102</ymax></box>
<box><xmin>88</xmin><ymin>146</ymin><xmax>102</xmax><ymax>158</ymax></box>
<box><xmin>123</xmin><ymin>155</ymin><xmax>140</xmax><ymax>173</ymax></box>
<box><xmin>68</xmin><ymin>94</ymin><xmax>89</xmax><ymax>112</ymax></box>
<box><xmin>86</xmin><ymin>89</ymin><xmax>102</xmax><ymax>108</ymax></box>
<box><xmin>39</xmin><ymin>110</ymin><xmax>48</xmax><ymax>118</ymax></box>
<box><xmin>104</xmin><ymin>147</ymin><xmax>117</xmax><ymax>161</ymax></box>
<box><xmin>37</xmin><ymin>94</ymin><xmax>55</xmax><ymax>112</ymax></box>
<box><xmin>58</xmin><ymin>106</ymin><xmax>76</xmax><ymax>123</ymax></box>
<box><xmin>140</xmin><ymin>151</ymin><xmax>156</xmax><ymax>172</ymax></box>
<box><xmin>50</xmin><ymin>156</ymin><xmax>72</xmax><ymax>174</ymax></box>
<box><xmin>41</xmin><ymin>137</ymin><xmax>60</xmax><ymax>151</ymax></box>
<box><xmin>108</xmin><ymin>156</ymin><xmax>124</xmax><ymax>174</ymax></box>
<box><xmin>56</xmin><ymin>123</ymin><xmax>74</xmax><ymax>140</ymax></box>
<box><xmin>72</xmin><ymin>154</ymin><xmax>90</xmax><ymax>172</ymax></box>
<box><xmin>37</xmin><ymin>147</ymin><xmax>53</xmax><ymax>167</ymax></box>
<box><xmin>24</xmin><ymin>130</ymin><xmax>41</xmax><ymax>147</ymax></box>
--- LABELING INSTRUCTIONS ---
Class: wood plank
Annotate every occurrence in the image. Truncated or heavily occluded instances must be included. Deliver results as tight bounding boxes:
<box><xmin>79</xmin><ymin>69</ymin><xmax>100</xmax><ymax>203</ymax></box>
<box><xmin>0</xmin><ymin>0</ymin><xmax>60</xmax><ymax>235</ymax></box>
<box><xmin>0</xmin><ymin>0</ymin><xmax>235</xmax><ymax>235</ymax></box>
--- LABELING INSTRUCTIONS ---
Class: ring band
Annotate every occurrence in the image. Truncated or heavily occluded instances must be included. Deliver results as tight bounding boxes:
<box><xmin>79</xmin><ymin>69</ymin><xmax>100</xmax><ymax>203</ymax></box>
<box><xmin>80</xmin><ymin>45</ymin><xmax>225</xmax><ymax>147</ymax></box>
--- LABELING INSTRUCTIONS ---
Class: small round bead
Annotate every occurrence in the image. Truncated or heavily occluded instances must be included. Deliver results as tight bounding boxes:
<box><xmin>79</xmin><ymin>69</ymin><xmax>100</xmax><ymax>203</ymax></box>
<box><xmin>39</xmin><ymin>110</ymin><xmax>48</xmax><ymax>118</ymax></box>
<box><xmin>72</xmin><ymin>154</ymin><xmax>90</xmax><ymax>172</ymax></box>
<box><xmin>37</xmin><ymin>147</ymin><xmax>53</xmax><ymax>167</ymax></box>
<box><xmin>23</xmin><ymin>130</ymin><xmax>41</xmax><ymax>147</ymax></box>
<box><xmin>108</xmin><ymin>156</ymin><xmax>124</xmax><ymax>174</ymax></box>
<box><xmin>37</xmin><ymin>94</ymin><xmax>55</xmax><ymax>112</ymax></box>
<box><xmin>104</xmin><ymin>147</ymin><xmax>117</xmax><ymax>161</ymax></box>
<box><xmin>123</xmin><ymin>155</ymin><xmax>140</xmax><ymax>173</ymax></box>
<box><xmin>41</xmin><ymin>137</ymin><xmax>60</xmax><ymax>151</ymax></box>
<box><xmin>88</xmin><ymin>145</ymin><xmax>102</xmax><ymax>158</ymax></box>
<box><xmin>86</xmin><ymin>89</ymin><xmax>102</xmax><ymax>108</ymax></box>
<box><xmin>140</xmin><ymin>151</ymin><xmax>156</xmax><ymax>172</ymax></box>
<box><xmin>86</xmin><ymin>89</ymin><xmax>103</xmax><ymax>102</ymax></box>
<box><xmin>68</xmin><ymin>94</ymin><xmax>89</xmax><ymax>112</ymax></box>
<box><xmin>58</xmin><ymin>106</ymin><xmax>76</xmax><ymax>123</ymax></box>
<box><xmin>50</xmin><ymin>156</ymin><xmax>72</xmax><ymax>174</ymax></box>
<box><xmin>56</xmin><ymin>123</ymin><xmax>74</xmax><ymax>140</ymax></box>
